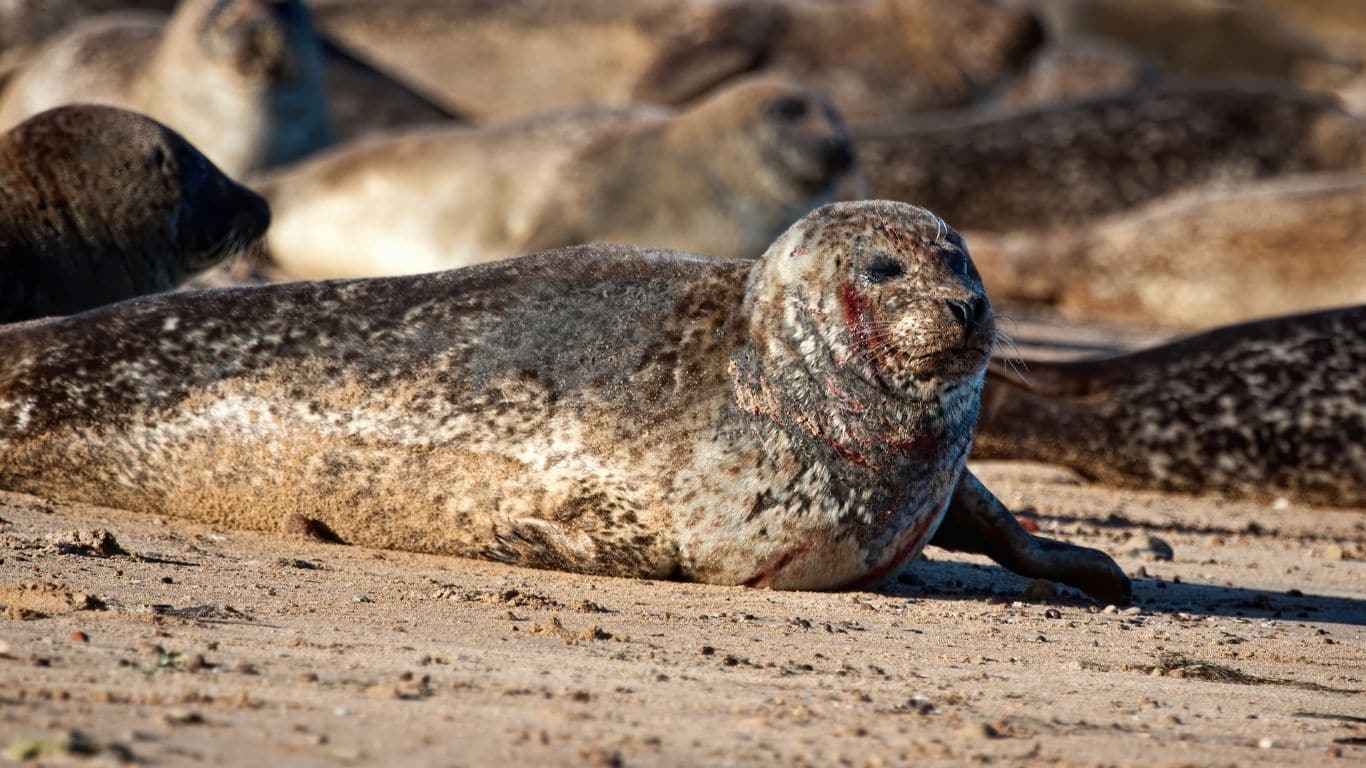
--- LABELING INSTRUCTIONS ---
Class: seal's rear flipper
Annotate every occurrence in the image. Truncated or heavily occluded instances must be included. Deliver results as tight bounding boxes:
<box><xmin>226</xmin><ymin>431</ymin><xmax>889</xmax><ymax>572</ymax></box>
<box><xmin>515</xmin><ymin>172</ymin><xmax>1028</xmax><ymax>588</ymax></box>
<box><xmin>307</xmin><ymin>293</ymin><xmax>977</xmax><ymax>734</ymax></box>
<box><xmin>932</xmin><ymin>470</ymin><xmax>1131</xmax><ymax>605</ymax></box>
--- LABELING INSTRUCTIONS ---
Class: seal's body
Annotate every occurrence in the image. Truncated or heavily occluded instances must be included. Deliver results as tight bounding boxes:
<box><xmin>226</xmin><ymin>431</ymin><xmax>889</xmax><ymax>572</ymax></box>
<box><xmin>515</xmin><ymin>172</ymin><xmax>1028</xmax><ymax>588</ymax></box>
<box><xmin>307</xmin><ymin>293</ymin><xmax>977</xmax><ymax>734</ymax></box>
<box><xmin>966</xmin><ymin>173</ymin><xmax>1366</xmax><ymax>328</ymax></box>
<box><xmin>976</xmin><ymin>306</ymin><xmax>1366</xmax><ymax>508</ymax></box>
<box><xmin>0</xmin><ymin>0</ymin><xmax>334</xmax><ymax>176</ymax></box>
<box><xmin>260</xmin><ymin>77</ymin><xmax>854</xmax><ymax>278</ymax></box>
<box><xmin>309</xmin><ymin>0</ymin><xmax>1041</xmax><ymax>124</ymax></box>
<box><xmin>1030</xmin><ymin>0</ymin><xmax>1359</xmax><ymax>88</ymax></box>
<box><xmin>0</xmin><ymin>105</ymin><xmax>269</xmax><ymax>323</ymax></box>
<box><xmin>0</xmin><ymin>201</ymin><xmax>1128</xmax><ymax>601</ymax></box>
<box><xmin>856</xmin><ymin>82</ymin><xmax>1366</xmax><ymax>232</ymax></box>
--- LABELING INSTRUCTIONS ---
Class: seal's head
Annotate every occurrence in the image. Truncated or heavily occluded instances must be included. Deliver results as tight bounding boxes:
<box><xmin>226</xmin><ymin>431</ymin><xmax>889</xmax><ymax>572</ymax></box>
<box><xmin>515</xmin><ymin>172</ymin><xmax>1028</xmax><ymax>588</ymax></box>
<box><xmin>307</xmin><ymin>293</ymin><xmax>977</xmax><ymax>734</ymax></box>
<box><xmin>678</xmin><ymin>75</ymin><xmax>854</xmax><ymax>201</ymax></box>
<box><xmin>187</xmin><ymin>0</ymin><xmax>322</xmax><ymax>84</ymax></box>
<box><xmin>746</xmin><ymin>200</ymin><xmax>994</xmax><ymax>403</ymax></box>
<box><xmin>2</xmin><ymin>105</ymin><xmax>270</xmax><ymax>289</ymax></box>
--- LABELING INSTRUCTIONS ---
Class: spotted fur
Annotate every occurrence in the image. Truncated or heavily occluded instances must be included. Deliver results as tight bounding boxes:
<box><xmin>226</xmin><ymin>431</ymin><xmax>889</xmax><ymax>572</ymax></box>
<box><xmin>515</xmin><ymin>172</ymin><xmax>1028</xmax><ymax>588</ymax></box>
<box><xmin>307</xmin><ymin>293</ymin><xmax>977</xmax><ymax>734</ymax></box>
<box><xmin>0</xmin><ymin>201</ymin><xmax>998</xmax><ymax>589</ymax></box>
<box><xmin>975</xmin><ymin>306</ymin><xmax>1366</xmax><ymax>507</ymax></box>
<box><xmin>856</xmin><ymin>81</ymin><xmax>1366</xmax><ymax>232</ymax></box>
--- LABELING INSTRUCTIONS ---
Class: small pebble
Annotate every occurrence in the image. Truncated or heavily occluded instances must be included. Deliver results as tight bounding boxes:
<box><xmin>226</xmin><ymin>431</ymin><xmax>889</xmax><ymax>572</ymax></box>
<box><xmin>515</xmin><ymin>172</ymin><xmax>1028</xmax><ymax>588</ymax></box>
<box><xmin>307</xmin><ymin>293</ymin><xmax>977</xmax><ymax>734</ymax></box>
<box><xmin>1044</xmin><ymin>608</ymin><xmax>1062</xmax><ymax>620</ymax></box>
<box><xmin>700</xmin><ymin>646</ymin><xmax>716</xmax><ymax>656</ymax></box>
<box><xmin>1258</xmin><ymin>737</ymin><xmax>1274</xmax><ymax>749</ymax></box>
<box><xmin>184</xmin><ymin>653</ymin><xmax>207</xmax><ymax>672</ymax></box>
<box><xmin>956</xmin><ymin>721</ymin><xmax>1000</xmax><ymax>740</ymax></box>
<box><xmin>68</xmin><ymin>631</ymin><xmax>89</xmax><ymax>644</ymax></box>
<box><xmin>160</xmin><ymin>709</ymin><xmax>204</xmax><ymax>726</ymax></box>
<box><xmin>353</xmin><ymin>595</ymin><xmax>373</xmax><ymax>603</ymax></box>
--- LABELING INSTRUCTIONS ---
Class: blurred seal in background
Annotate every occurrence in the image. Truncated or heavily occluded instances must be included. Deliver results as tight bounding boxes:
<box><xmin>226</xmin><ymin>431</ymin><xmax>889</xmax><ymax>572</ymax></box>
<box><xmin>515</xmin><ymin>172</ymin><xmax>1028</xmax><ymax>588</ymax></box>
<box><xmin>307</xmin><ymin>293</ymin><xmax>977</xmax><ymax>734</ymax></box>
<box><xmin>965</xmin><ymin>173</ymin><xmax>1366</xmax><ymax>328</ymax></box>
<box><xmin>309</xmin><ymin>0</ymin><xmax>1042</xmax><ymax>124</ymax></box>
<box><xmin>855</xmin><ymin>81</ymin><xmax>1366</xmax><ymax>233</ymax></box>
<box><xmin>0</xmin><ymin>0</ymin><xmax>335</xmax><ymax>176</ymax></box>
<box><xmin>0</xmin><ymin>105</ymin><xmax>269</xmax><ymax>323</ymax></box>
<box><xmin>258</xmin><ymin>76</ymin><xmax>855</xmax><ymax>278</ymax></box>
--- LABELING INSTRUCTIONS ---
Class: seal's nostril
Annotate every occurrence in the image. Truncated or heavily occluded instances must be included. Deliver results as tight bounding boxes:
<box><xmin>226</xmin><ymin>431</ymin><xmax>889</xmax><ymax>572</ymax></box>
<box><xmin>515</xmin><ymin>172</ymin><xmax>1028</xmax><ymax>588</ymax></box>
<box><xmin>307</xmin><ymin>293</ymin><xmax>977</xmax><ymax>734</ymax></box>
<box><xmin>971</xmin><ymin>295</ymin><xmax>988</xmax><ymax>324</ymax></box>
<box><xmin>946</xmin><ymin>299</ymin><xmax>975</xmax><ymax>332</ymax></box>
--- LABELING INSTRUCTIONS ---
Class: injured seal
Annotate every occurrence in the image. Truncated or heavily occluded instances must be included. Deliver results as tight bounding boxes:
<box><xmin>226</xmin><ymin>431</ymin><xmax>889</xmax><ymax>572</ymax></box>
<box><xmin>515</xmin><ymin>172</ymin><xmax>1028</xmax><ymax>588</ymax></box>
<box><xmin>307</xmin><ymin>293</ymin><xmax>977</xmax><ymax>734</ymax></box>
<box><xmin>0</xmin><ymin>201</ymin><xmax>1129</xmax><ymax>602</ymax></box>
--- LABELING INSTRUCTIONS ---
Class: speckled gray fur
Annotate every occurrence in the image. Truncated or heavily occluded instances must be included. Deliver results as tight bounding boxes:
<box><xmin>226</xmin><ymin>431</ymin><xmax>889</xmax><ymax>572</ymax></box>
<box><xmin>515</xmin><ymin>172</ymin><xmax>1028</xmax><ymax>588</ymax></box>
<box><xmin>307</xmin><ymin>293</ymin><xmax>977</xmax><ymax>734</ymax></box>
<box><xmin>0</xmin><ymin>201</ymin><xmax>1129</xmax><ymax>600</ymax></box>
<box><xmin>976</xmin><ymin>306</ymin><xmax>1366</xmax><ymax>507</ymax></box>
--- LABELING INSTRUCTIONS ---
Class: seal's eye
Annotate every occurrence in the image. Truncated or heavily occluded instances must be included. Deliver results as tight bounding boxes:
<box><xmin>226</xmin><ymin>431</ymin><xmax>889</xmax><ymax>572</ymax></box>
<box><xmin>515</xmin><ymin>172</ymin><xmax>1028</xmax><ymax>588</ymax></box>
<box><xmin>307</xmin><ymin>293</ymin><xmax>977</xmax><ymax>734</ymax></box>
<box><xmin>766</xmin><ymin>96</ymin><xmax>810</xmax><ymax>122</ymax></box>
<box><xmin>944</xmin><ymin>249</ymin><xmax>971</xmax><ymax>278</ymax></box>
<box><xmin>865</xmin><ymin>256</ymin><xmax>905</xmax><ymax>283</ymax></box>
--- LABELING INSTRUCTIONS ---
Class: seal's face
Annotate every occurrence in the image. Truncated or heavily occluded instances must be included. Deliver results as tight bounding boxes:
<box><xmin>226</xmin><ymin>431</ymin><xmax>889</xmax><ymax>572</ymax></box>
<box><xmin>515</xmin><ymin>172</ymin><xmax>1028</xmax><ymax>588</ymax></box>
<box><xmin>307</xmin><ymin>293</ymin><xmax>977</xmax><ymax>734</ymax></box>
<box><xmin>755</xmin><ymin>88</ymin><xmax>855</xmax><ymax>195</ymax></box>
<box><xmin>753</xmin><ymin>201</ymin><xmax>994</xmax><ymax>400</ymax></box>
<box><xmin>157</xmin><ymin>128</ymin><xmax>272</xmax><ymax>274</ymax></box>
<box><xmin>199</xmin><ymin>0</ymin><xmax>315</xmax><ymax>82</ymax></box>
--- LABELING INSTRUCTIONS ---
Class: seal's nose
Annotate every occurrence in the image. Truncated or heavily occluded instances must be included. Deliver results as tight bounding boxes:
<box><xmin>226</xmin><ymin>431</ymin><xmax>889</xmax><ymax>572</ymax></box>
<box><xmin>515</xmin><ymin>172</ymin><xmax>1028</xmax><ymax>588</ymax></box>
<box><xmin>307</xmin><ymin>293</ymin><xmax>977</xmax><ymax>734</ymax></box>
<box><xmin>823</xmin><ymin>136</ymin><xmax>855</xmax><ymax>175</ymax></box>
<box><xmin>945</xmin><ymin>297</ymin><xmax>985</xmax><ymax>338</ymax></box>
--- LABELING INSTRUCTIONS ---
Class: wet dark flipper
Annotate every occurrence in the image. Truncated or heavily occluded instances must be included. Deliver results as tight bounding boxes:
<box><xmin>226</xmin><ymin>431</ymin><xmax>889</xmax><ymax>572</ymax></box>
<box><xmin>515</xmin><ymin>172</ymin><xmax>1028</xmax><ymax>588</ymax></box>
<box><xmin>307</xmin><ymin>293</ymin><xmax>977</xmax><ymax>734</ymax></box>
<box><xmin>931</xmin><ymin>470</ymin><xmax>1132</xmax><ymax>605</ymax></box>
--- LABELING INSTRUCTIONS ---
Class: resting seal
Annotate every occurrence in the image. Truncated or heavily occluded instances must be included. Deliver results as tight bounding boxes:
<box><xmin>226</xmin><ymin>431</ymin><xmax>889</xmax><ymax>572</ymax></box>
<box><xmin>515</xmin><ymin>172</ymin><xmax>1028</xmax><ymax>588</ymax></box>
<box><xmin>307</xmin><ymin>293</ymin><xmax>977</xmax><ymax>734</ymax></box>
<box><xmin>259</xmin><ymin>76</ymin><xmax>854</xmax><ymax>278</ymax></box>
<box><xmin>0</xmin><ymin>201</ymin><xmax>1128</xmax><ymax>602</ymax></box>
<box><xmin>976</xmin><ymin>306</ymin><xmax>1366</xmax><ymax>508</ymax></box>
<box><xmin>0</xmin><ymin>0</ymin><xmax>335</xmax><ymax>177</ymax></box>
<box><xmin>309</xmin><ymin>0</ymin><xmax>1040</xmax><ymax>124</ymax></box>
<box><xmin>965</xmin><ymin>173</ymin><xmax>1366</xmax><ymax>328</ymax></box>
<box><xmin>855</xmin><ymin>81</ymin><xmax>1366</xmax><ymax>232</ymax></box>
<box><xmin>1030</xmin><ymin>0</ymin><xmax>1360</xmax><ymax>89</ymax></box>
<box><xmin>0</xmin><ymin>105</ymin><xmax>269</xmax><ymax>324</ymax></box>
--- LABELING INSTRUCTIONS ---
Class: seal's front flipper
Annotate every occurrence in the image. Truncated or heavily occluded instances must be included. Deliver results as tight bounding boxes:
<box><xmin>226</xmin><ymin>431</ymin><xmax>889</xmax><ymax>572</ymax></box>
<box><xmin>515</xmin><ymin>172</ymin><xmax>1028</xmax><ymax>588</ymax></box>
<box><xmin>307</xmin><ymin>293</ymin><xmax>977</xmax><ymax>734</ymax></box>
<box><xmin>932</xmin><ymin>470</ymin><xmax>1131</xmax><ymax>605</ymax></box>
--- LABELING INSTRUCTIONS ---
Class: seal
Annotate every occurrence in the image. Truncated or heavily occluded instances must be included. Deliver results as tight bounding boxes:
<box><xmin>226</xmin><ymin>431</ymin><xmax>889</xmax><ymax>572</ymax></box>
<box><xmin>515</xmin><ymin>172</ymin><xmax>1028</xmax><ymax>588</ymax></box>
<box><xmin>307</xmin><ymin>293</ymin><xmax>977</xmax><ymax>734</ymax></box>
<box><xmin>1030</xmin><ymin>0</ymin><xmax>1359</xmax><ymax>89</ymax></box>
<box><xmin>309</xmin><ymin>0</ymin><xmax>782</xmax><ymax>122</ymax></box>
<box><xmin>0</xmin><ymin>1</ymin><xmax>174</xmax><ymax>81</ymax></box>
<box><xmin>0</xmin><ymin>105</ymin><xmax>270</xmax><ymax>324</ymax></box>
<box><xmin>964</xmin><ymin>173</ymin><xmax>1366</xmax><ymax>328</ymax></box>
<box><xmin>0</xmin><ymin>200</ymin><xmax>1129</xmax><ymax>603</ymax></box>
<box><xmin>993</xmin><ymin>38</ymin><xmax>1159</xmax><ymax>111</ymax></box>
<box><xmin>310</xmin><ymin>0</ymin><xmax>1041</xmax><ymax>124</ymax></box>
<box><xmin>731</xmin><ymin>0</ymin><xmax>1043</xmax><ymax>124</ymax></box>
<box><xmin>0</xmin><ymin>0</ymin><xmax>458</xmax><ymax>143</ymax></box>
<box><xmin>0</xmin><ymin>0</ymin><xmax>335</xmax><ymax>177</ymax></box>
<box><xmin>975</xmin><ymin>306</ymin><xmax>1366</xmax><ymax>508</ymax></box>
<box><xmin>855</xmin><ymin>81</ymin><xmax>1366</xmax><ymax>232</ymax></box>
<box><xmin>258</xmin><ymin>75</ymin><xmax>855</xmax><ymax>278</ymax></box>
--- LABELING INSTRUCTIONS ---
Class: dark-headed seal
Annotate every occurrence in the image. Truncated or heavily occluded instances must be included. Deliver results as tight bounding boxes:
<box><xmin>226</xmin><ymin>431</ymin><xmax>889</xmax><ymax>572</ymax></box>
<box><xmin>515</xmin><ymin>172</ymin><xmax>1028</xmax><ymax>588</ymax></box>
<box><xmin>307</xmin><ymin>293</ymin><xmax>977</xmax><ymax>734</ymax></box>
<box><xmin>0</xmin><ymin>201</ymin><xmax>1129</xmax><ymax>602</ymax></box>
<box><xmin>0</xmin><ymin>0</ymin><xmax>335</xmax><ymax>177</ymax></box>
<box><xmin>855</xmin><ymin>81</ymin><xmax>1366</xmax><ymax>232</ymax></box>
<box><xmin>259</xmin><ymin>76</ymin><xmax>854</xmax><ymax>278</ymax></box>
<box><xmin>0</xmin><ymin>105</ymin><xmax>270</xmax><ymax>324</ymax></box>
<box><xmin>965</xmin><ymin>173</ymin><xmax>1366</xmax><ymax>328</ymax></box>
<box><xmin>975</xmin><ymin>306</ymin><xmax>1366</xmax><ymax>508</ymax></box>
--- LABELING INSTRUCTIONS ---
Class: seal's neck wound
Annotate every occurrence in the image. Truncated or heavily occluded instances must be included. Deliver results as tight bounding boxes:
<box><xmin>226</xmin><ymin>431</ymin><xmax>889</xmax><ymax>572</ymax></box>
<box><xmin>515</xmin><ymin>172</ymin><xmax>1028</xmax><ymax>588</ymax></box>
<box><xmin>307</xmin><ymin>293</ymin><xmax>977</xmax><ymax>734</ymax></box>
<box><xmin>731</xmin><ymin>201</ymin><xmax>995</xmax><ymax>476</ymax></box>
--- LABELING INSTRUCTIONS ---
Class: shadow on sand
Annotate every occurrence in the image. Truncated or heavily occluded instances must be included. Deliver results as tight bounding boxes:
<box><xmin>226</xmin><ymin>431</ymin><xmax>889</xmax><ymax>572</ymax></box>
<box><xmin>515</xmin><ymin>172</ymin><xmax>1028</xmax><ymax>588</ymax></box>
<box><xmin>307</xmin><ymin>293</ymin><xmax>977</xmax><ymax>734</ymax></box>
<box><xmin>891</xmin><ymin>557</ymin><xmax>1366</xmax><ymax>627</ymax></box>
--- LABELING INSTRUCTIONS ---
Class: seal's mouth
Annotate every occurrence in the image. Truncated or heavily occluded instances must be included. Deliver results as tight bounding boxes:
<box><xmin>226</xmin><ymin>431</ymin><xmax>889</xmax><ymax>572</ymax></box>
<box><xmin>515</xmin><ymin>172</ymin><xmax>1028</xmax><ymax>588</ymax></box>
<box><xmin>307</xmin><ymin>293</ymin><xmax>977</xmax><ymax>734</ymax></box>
<box><xmin>789</xmin><ymin>294</ymin><xmax>990</xmax><ymax>395</ymax></box>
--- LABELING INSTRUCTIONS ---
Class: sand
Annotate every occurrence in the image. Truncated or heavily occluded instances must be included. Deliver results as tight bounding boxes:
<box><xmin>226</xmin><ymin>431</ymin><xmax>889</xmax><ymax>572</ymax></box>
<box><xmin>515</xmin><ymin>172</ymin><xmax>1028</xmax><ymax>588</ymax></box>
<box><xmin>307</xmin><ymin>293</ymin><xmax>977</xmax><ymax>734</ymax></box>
<box><xmin>1</xmin><ymin>453</ymin><xmax>1361</xmax><ymax>766</ymax></box>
